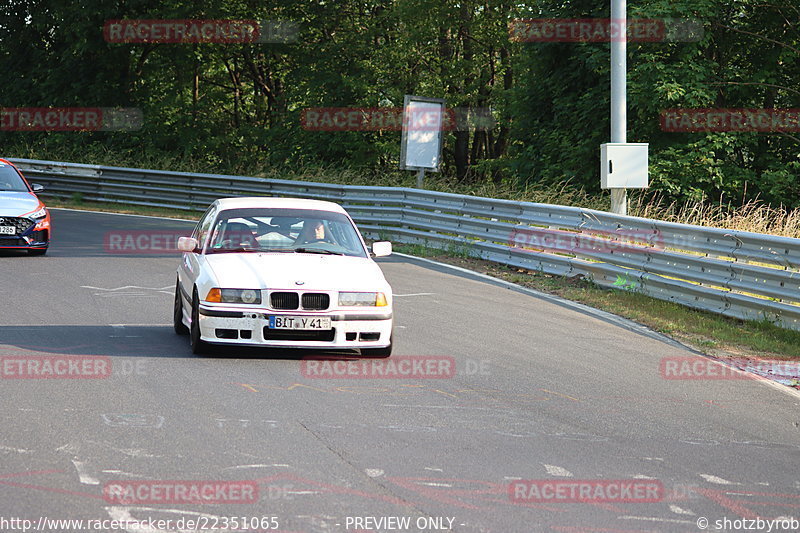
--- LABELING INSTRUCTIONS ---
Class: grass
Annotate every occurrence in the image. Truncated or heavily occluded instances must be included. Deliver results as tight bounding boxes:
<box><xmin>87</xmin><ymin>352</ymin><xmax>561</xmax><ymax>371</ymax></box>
<box><xmin>393</xmin><ymin>243</ymin><xmax>800</xmax><ymax>362</ymax></box>
<box><xmin>631</xmin><ymin>193</ymin><xmax>800</xmax><ymax>239</ymax></box>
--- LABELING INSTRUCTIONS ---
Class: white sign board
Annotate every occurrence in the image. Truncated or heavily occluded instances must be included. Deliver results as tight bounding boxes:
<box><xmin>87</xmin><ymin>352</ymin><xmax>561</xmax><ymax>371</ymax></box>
<box><xmin>601</xmin><ymin>143</ymin><xmax>649</xmax><ymax>189</ymax></box>
<box><xmin>400</xmin><ymin>96</ymin><xmax>445</xmax><ymax>171</ymax></box>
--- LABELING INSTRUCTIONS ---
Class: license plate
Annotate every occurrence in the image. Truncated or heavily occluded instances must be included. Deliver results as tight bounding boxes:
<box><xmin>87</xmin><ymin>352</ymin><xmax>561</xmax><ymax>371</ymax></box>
<box><xmin>268</xmin><ymin>316</ymin><xmax>332</xmax><ymax>330</ymax></box>
<box><xmin>0</xmin><ymin>226</ymin><xmax>15</xmax><ymax>235</ymax></box>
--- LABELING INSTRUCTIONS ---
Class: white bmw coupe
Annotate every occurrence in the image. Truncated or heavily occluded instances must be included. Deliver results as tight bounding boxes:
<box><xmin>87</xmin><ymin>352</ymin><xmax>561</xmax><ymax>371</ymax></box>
<box><xmin>174</xmin><ymin>197</ymin><xmax>394</xmax><ymax>357</ymax></box>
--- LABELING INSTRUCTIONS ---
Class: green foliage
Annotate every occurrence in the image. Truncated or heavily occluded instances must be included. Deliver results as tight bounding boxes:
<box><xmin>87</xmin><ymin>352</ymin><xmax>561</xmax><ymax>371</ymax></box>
<box><xmin>0</xmin><ymin>0</ymin><xmax>797</xmax><ymax>207</ymax></box>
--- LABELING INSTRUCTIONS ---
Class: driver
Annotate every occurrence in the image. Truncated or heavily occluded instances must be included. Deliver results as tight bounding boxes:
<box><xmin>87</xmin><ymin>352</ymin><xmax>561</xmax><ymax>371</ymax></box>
<box><xmin>295</xmin><ymin>219</ymin><xmax>331</xmax><ymax>245</ymax></box>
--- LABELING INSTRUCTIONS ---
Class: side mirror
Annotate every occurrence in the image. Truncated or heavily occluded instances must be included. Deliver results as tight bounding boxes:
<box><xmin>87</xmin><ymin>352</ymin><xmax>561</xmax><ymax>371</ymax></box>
<box><xmin>31</xmin><ymin>183</ymin><xmax>45</xmax><ymax>193</ymax></box>
<box><xmin>177</xmin><ymin>236</ymin><xmax>199</xmax><ymax>253</ymax></box>
<box><xmin>371</xmin><ymin>241</ymin><xmax>392</xmax><ymax>257</ymax></box>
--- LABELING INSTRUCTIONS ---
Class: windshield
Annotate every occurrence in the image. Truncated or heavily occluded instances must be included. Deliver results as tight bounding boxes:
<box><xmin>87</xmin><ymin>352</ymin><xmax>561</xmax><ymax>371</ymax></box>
<box><xmin>0</xmin><ymin>163</ymin><xmax>30</xmax><ymax>192</ymax></box>
<box><xmin>206</xmin><ymin>207</ymin><xmax>368</xmax><ymax>258</ymax></box>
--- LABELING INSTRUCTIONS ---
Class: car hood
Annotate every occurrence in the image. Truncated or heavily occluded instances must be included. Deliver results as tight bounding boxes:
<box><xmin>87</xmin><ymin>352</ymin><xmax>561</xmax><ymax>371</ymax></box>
<box><xmin>0</xmin><ymin>191</ymin><xmax>39</xmax><ymax>217</ymax></box>
<box><xmin>204</xmin><ymin>252</ymin><xmax>391</xmax><ymax>292</ymax></box>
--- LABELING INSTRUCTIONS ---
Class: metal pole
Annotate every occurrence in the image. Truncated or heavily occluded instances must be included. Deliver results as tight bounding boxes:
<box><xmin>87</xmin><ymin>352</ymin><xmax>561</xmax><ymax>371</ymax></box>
<box><xmin>416</xmin><ymin>168</ymin><xmax>425</xmax><ymax>189</ymax></box>
<box><xmin>610</xmin><ymin>0</ymin><xmax>627</xmax><ymax>215</ymax></box>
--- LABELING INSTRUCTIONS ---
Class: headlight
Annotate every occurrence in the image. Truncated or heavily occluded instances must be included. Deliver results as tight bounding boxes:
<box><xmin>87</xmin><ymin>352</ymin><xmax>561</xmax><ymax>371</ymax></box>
<box><xmin>25</xmin><ymin>207</ymin><xmax>47</xmax><ymax>220</ymax></box>
<box><xmin>205</xmin><ymin>288</ymin><xmax>262</xmax><ymax>304</ymax></box>
<box><xmin>338</xmin><ymin>292</ymin><xmax>388</xmax><ymax>307</ymax></box>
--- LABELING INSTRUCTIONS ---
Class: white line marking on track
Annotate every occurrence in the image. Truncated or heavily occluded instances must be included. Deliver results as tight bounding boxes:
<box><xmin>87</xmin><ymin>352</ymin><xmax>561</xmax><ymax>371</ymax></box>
<box><xmin>699</xmin><ymin>474</ymin><xmax>739</xmax><ymax>485</ymax></box>
<box><xmin>215</xmin><ymin>418</ymin><xmax>251</xmax><ymax>428</ymax></box>
<box><xmin>96</xmin><ymin>293</ymin><xmax>162</xmax><ymax>298</ymax></box>
<box><xmin>83</xmin><ymin>285</ymin><xmax>173</xmax><ymax>292</ymax></box>
<box><xmin>542</xmin><ymin>464</ymin><xmax>573</xmax><ymax>477</ymax></box>
<box><xmin>56</xmin><ymin>442</ymin><xmax>80</xmax><ymax>454</ymax></box>
<box><xmin>71</xmin><ymin>459</ymin><xmax>100</xmax><ymax>485</ymax></box>
<box><xmin>0</xmin><ymin>445</ymin><xmax>33</xmax><ymax>454</ymax></box>
<box><xmin>633</xmin><ymin>474</ymin><xmax>656</xmax><ymax>479</ymax></box>
<box><xmin>100</xmin><ymin>414</ymin><xmax>165</xmax><ymax>429</ymax></box>
<box><xmin>381</xmin><ymin>404</ymin><xmax>501</xmax><ymax>411</ymax></box>
<box><xmin>109</xmin><ymin>324</ymin><xmax>171</xmax><ymax>327</ymax></box>
<box><xmin>416</xmin><ymin>482</ymin><xmax>453</xmax><ymax>487</ymax></box>
<box><xmin>669</xmin><ymin>505</ymin><xmax>695</xmax><ymax>515</ymax></box>
<box><xmin>222</xmin><ymin>464</ymin><xmax>288</xmax><ymax>470</ymax></box>
<box><xmin>365</xmin><ymin>469</ymin><xmax>384</xmax><ymax>477</ymax></box>
<box><xmin>618</xmin><ymin>516</ymin><xmax>695</xmax><ymax>524</ymax></box>
<box><xmin>82</xmin><ymin>285</ymin><xmax>173</xmax><ymax>297</ymax></box>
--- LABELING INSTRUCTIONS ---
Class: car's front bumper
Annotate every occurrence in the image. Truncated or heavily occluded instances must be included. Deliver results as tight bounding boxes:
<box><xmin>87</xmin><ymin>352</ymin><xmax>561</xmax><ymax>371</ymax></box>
<box><xmin>0</xmin><ymin>215</ymin><xmax>49</xmax><ymax>250</ymax></box>
<box><xmin>196</xmin><ymin>304</ymin><xmax>393</xmax><ymax>349</ymax></box>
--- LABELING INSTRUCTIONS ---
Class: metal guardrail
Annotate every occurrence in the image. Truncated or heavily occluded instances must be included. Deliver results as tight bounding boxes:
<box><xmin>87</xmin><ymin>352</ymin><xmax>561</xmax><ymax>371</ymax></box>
<box><xmin>10</xmin><ymin>157</ymin><xmax>800</xmax><ymax>331</ymax></box>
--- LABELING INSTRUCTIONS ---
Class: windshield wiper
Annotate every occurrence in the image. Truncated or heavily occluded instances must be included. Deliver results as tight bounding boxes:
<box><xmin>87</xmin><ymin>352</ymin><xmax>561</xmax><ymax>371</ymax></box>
<box><xmin>294</xmin><ymin>247</ymin><xmax>344</xmax><ymax>255</ymax></box>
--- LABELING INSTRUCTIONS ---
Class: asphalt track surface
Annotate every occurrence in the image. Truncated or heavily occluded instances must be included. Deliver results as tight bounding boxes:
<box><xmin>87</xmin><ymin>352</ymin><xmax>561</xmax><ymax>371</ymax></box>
<box><xmin>1</xmin><ymin>209</ymin><xmax>799</xmax><ymax>533</ymax></box>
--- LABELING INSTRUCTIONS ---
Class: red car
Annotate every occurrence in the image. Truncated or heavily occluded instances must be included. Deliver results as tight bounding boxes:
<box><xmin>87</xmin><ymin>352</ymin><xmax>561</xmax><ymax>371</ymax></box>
<box><xmin>0</xmin><ymin>159</ymin><xmax>50</xmax><ymax>255</ymax></box>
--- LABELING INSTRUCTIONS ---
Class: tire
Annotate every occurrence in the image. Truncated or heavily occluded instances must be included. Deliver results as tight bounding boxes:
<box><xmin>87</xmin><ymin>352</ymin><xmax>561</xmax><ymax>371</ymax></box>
<box><xmin>360</xmin><ymin>334</ymin><xmax>392</xmax><ymax>358</ymax></box>
<box><xmin>173</xmin><ymin>279</ymin><xmax>189</xmax><ymax>335</ymax></box>
<box><xmin>190</xmin><ymin>289</ymin><xmax>211</xmax><ymax>355</ymax></box>
<box><xmin>28</xmin><ymin>248</ymin><xmax>47</xmax><ymax>256</ymax></box>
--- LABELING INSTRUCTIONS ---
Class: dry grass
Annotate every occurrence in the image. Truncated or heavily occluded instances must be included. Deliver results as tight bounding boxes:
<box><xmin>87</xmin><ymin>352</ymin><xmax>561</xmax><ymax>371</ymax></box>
<box><xmin>629</xmin><ymin>193</ymin><xmax>800</xmax><ymax>238</ymax></box>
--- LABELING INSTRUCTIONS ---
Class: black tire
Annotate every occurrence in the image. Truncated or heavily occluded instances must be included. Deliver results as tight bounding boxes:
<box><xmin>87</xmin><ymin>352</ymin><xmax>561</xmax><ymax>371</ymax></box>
<box><xmin>360</xmin><ymin>334</ymin><xmax>392</xmax><ymax>358</ymax></box>
<box><xmin>173</xmin><ymin>279</ymin><xmax>189</xmax><ymax>335</ymax></box>
<box><xmin>27</xmin><ymin>248</ymin><xmax>47</xmax><ymax>256</ymax></box>
<box><xmin>190</xmin><ymin>289</ymin><xmax>211</xmax><ymax>355</ymax></box>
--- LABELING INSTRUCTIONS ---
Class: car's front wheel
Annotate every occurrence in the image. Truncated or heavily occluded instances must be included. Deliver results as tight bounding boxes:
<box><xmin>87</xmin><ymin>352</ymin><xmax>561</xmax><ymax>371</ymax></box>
<box><xmin>190</xmin><ymin>289</ymin><xmax>210</xmax><ymax>355</ymax></box>
<box><xmin>173</xmin><ymin>279</ymin><xmax>189</xmax><ymax>335</ymax></box>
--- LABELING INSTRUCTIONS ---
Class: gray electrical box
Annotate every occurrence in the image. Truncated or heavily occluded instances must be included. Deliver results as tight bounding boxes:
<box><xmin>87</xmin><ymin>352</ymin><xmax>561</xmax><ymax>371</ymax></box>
<box><xmin>601</xmin><ymin>143</ymin><xmax>649</xmax><ymax>189</ymax></box>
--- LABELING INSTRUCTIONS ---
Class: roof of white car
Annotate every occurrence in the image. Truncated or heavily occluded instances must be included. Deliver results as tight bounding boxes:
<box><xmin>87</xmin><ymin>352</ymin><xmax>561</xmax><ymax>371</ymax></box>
<box><xmin>214</xmin><ymin>197</ymin><xmax>348</xmax><ymax>214</ymax></box>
